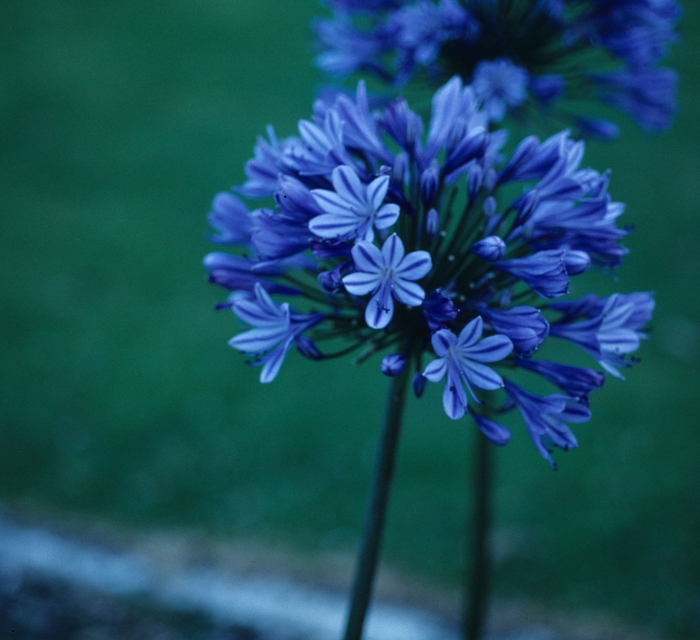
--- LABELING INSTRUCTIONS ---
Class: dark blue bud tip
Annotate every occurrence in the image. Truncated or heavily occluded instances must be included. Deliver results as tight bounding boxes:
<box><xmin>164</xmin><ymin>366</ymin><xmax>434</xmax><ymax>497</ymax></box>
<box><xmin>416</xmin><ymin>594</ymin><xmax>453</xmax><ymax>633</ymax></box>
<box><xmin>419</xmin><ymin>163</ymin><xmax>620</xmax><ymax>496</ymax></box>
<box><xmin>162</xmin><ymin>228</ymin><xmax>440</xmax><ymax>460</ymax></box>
<box><xmin>412</xmin><ymin>372</ymin><xmax>427</xmax><ymax>398</ymax></box>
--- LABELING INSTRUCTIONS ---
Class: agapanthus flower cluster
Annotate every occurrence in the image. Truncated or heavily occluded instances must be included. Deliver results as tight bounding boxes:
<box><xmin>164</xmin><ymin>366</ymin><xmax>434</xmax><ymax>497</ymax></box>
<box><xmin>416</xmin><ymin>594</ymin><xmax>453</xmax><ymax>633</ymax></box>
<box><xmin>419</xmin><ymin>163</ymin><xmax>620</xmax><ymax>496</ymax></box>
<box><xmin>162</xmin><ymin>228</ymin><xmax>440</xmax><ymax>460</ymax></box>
<box><xmin>314</xmin><ymin>0</ymin><xmax>681</xmax><ymax>138</ymax></box>
<box><xmin>204</xmin><ymin>77</ymin><xmax>653</xmax><ymax>467</ymax></box>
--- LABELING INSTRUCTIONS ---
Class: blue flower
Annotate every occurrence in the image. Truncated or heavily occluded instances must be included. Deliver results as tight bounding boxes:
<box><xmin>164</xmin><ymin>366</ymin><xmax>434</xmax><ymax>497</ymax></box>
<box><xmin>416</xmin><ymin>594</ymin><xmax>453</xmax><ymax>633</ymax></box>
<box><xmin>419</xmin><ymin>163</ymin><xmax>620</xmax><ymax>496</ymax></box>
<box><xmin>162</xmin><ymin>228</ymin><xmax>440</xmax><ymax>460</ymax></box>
<box><xmin>208</xmin><ymin>192</ymin><xmax>253</xmax><ymax>246</ymax></box>
<box><xmin>504</xmin><ymin>380</ymin><xmax>591</xmax><ymax>468</ymax></box>
<box><xmin>423</xmin><ymin>317</ymin><xmax>514</xmax><ymax>420</ymax></box>
<box><xmin>472</xmin><ymin>59</ymin><xmax>529</xmax><ymax>122</ymax></box>
<box><xmin>229</xmin><ymin>283</ymin><xmax>324</xmax><ymax>383</ymax></box>
<box><xmin>343</xmin><ymin>233</ymin><xmax>432</xmax><ymax>329</ymax></box>
<box><xmin>205</xmin><ymin>77</ymin><xmax>652</xmax><ymax>464</ymax></box>
<box><xmin>310</xmin><ymin>166</ymin><xmax>400</xmax><ymax>242</ymax></box>
<box><xmin>495</xmin><ymin>250</ymin><xmax>569</xmax><ymax>299</ymax></box>
<box><xmin>514</xmin><ymin>358</ymin><xmax>605</xmax><ymax>398</ymax></box>
<box><xmin>314</xmin><ymin>0</ymin><xmax>680</xmax><ymax>136</ymax></box>
<box><xmin>549</xmin><ymin>292</ymin><xmax>655</xmax><ymax>378</ymax></box>
<box><xmin>478</xmin><ymin>305</ymin><xmax>549</xmax><ymax>356</ymax></box>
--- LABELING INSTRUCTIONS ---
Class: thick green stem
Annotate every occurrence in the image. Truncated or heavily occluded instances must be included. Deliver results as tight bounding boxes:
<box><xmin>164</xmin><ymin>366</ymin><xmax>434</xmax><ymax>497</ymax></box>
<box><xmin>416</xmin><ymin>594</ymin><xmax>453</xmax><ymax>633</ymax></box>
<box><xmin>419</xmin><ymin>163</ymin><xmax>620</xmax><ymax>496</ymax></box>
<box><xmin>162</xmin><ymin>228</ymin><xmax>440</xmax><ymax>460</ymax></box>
<box><xmin>342</xmin><ymin>358</ymin><xmax>411</xmax><ymax>640</ymax></box>
<box><xmin>463</xmin><ymin>429</ymin><xmax>493</xmax><ymax>640</ymax></box>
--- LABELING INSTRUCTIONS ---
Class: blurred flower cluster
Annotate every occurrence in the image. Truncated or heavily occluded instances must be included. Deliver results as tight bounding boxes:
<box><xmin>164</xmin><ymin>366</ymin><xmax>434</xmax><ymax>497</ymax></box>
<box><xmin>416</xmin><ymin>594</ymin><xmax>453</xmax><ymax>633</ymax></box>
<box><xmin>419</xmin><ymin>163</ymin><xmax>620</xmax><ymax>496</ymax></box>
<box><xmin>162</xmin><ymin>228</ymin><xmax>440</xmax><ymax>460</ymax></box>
<box><xmin>205</xmin><ymin>77</ymin><xmax>653</xmax><ymax>466</ymax></box>
<box><xmin>314</xmin><ymin>0</ymin><xmax>681</xmax><ymax>138</ymax></box>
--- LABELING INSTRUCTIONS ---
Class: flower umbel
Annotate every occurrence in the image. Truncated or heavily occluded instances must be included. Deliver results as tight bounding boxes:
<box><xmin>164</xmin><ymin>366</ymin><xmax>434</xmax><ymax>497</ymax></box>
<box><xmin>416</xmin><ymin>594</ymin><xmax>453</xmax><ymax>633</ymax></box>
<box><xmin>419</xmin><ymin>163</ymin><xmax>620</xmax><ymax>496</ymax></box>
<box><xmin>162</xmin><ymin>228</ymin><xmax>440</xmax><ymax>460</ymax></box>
<box><xmin>314</xmin><ymin>0</ymin><xmax>681</xmax><ymax>136</ymax></box>
<box><xmin>205</xmin><ymin>76</ymin><xmax>652</xmax><ymax>466</ymax></box>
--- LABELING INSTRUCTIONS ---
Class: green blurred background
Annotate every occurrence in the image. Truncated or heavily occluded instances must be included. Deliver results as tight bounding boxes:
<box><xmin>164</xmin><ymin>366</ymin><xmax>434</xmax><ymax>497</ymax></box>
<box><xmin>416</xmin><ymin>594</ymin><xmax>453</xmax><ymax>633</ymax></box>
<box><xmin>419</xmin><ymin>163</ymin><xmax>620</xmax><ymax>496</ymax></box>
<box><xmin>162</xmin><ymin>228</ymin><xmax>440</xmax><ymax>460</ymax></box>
<box><xmin>1</xmin><ymin>1</ymin><xmax>699</xmax><ymax>637</ymax></box>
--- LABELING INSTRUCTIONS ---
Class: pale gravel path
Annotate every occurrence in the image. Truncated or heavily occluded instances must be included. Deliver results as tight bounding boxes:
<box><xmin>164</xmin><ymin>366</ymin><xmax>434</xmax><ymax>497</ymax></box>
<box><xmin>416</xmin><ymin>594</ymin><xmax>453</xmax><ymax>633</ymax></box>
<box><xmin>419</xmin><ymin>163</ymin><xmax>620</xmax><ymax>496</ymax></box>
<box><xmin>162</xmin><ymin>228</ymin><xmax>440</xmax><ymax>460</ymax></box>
<box><xmin>0</xmin><ymin>513</ymin><xmax>651</xmax><ymax>640</ymax></box>
<box><xmin>0</xmin><ymin>514</ymin><xmax>458</xmax><ymax>640</ymax></box>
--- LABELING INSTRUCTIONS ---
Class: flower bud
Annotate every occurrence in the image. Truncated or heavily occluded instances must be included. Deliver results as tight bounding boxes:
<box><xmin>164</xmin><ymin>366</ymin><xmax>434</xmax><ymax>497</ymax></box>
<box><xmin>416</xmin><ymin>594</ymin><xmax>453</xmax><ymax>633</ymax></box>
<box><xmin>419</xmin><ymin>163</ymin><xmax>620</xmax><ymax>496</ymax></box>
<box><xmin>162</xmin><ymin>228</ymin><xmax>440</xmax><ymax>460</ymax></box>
<box><xmin>564</xmin><ymin>250</ymin><xmax>591</xmax><ymax>275</ymax></box>
<box><xmin>420</xmin><ymin>162</ymin><xmax>439</xmax><ymax>206</ymax></box>
<box><xmin>483</xmin><ymin>196</ymin><xmax>497</xmax><ymax>217</ymax></box>
<box><xmin>426</xmin><ymin>208</ymin><xmax>439</xmax><ymax>239</ymax></box>
<box><xmin>412</xmin><ymin>372</ymin><xmax>427</xmax><ymax>398</ymax></box>
<box><xmin>381</xmin><ymin>354</ymin><xmax>406</xmax><ymax>376</ymax></box>
<box><xmin>471</xmin><ymin>235</ymin><xmax>506</xmax><ymax>261</ymax></box>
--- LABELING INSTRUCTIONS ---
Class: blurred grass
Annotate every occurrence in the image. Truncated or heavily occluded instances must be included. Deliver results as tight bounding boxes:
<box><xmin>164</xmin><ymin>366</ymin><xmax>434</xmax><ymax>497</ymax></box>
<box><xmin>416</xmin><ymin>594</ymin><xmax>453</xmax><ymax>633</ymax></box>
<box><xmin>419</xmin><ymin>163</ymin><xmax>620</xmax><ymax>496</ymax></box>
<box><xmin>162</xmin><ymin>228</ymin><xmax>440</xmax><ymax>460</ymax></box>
<box><xmin>1</xmin><ymin>1</ymin><xmax>699</xmax><ymax>637</ymax></box>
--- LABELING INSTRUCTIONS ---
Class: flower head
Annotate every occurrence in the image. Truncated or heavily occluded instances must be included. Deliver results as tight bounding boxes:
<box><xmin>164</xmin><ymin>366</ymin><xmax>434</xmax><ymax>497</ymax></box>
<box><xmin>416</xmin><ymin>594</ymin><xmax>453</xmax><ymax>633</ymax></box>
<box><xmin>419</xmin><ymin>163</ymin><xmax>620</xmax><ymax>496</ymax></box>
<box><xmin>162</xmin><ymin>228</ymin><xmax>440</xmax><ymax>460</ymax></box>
<box><xmin>205</xmin><ymin>77</ymin><xmax>652</xmax><ymax>465</ymax></box>
<box><xmin>314</xmin><ymin>0</ymin><xmax>681</xmax><ymax>136</ymax></box>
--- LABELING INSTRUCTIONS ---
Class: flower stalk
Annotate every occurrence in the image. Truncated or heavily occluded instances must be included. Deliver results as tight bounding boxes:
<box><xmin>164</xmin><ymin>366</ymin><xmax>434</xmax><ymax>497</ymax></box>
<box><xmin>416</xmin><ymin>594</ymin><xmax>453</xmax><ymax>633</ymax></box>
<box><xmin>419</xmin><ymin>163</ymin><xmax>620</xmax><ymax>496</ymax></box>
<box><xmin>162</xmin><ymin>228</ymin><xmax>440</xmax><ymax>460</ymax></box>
<box><xmin>343</xmin><ymin>340</ymin><xmax>412</xmax><ymax>640</ymax></box>
<box><xmin>463</xmin><ymin>428</ymin><xmax>494</xmax><ymax>640</ymax></box>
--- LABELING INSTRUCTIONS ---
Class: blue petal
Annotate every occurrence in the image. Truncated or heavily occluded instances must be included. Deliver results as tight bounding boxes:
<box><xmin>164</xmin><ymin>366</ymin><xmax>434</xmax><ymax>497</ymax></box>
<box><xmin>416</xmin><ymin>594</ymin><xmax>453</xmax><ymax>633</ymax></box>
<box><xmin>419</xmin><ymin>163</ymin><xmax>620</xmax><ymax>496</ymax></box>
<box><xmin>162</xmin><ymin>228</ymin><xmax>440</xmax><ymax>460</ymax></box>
<box><xmin>332</xmin><ymin>165</ymin><xmax>366</xmax><ymax>204</ymax></box>
<box><xmin>396</xmin><ymin>250</ymin><xmax>432</xmax><ymax>280</ymax></box>
<box><xmin>443</xmin><ymin>365</ymin><xmax>467</xmax><ymax>420</ymax></box>
<box><xmin>423</xmin><ymin>357</ymin><xmax>447</xmax><ymax>382</ymax></box>
<box><xmin>392</xmin><ymin>279</ymin><xmax>425</xmax><ymax>306</ymax></box>
<box><xmin>367</xmin><ymin>174</ymin><xmax>390</xmax><ymax>210</ymax></box>
<box><xmin>229</xmin><ymin>325</ymin><xmax>289</xmax><ymax>352</ymax></box>
<box><xmin>431</xmin><ymin>329</ymin><xmax>457</xmax><ymax>356</ymax></box>
<box><xmin>374</xmin><ymin>203</ymin><xmax>400</xmax><ymax>229</ymax></box>
<box><xmin>309</xmin><ymin>213</ymin><xmax>361</xmax><ymax>238</ymax></box>
<box><xmin>461</xmin><ymin>360</ymin><xmax>504</xmax><ymax>391</ymax></box>
<box><xmin>381</xmin><ymin>233</ymin><xmax>405</xmax><ymax>268</ymax></box>
<box><xmin>343</xmin><ymin>270</ymin><xmax>383</xmax><ymax>296</ymax></box>
<box><xmin>457</xmin><ymin>317</ymin><xmax>484</xmax><ymax>348</ymax></box>
<box><xmin>310</xmin><ymin>189</ymin><xmax>355</xmax><ymax>217</ymax></box>
<box><xmin>463</xmin><ymin>334</ymin><xmax>513</xmax><ymax>363</ymax></box>
<box><xmin>351</xmin><ymin>241</ymin><xmax>384</xmax><ymax>272</ymax></box>
<box><xmin>259</xmin><ymin>337</ymin><xmax>294</xmax><ymax>383</ymax></box>
<box><xmin>365</xmin><ymin>281</ymin><xmax>394</xmax><ymax>329</ymax></box>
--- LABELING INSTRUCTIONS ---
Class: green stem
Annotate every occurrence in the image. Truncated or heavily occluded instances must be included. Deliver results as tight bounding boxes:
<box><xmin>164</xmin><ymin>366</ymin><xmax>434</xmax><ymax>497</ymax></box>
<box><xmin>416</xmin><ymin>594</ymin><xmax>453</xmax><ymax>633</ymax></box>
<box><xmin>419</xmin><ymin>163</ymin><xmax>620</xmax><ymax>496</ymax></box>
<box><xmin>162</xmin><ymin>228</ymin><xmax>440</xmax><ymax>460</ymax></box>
<box><xmin>342</xmin><ymin>353</ymin><xmax>411</xmax><ymax>640</ymax></box>
<box><xmin>463</xmin><ymin>429</ymin><xmax>494</xmax><ymax>640</ymax></box>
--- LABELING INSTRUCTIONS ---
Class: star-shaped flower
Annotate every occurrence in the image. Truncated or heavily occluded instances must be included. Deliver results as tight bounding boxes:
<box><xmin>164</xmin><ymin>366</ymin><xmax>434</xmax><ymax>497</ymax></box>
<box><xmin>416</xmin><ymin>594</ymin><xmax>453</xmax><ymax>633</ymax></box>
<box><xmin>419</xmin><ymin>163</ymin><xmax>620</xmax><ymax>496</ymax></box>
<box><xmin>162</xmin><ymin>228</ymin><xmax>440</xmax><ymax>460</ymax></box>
<box><xmin>423</xmin><ymin>317</ymin><xmax>513</xmax><ymax>420</ymax></box>
<box><xmin>309</xmin><ymin>165</ymin><xmax>400</xmax><ymax>242</ymax></box>
<box><xmin>229</xmin><ymin>283</ymin><xmax>323</xmax><ymax>383</ymax></box>
<box><xmin>342</xmin><ymin>233</ymin><xmax>432</xmax><ymax>329</ymax></box>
